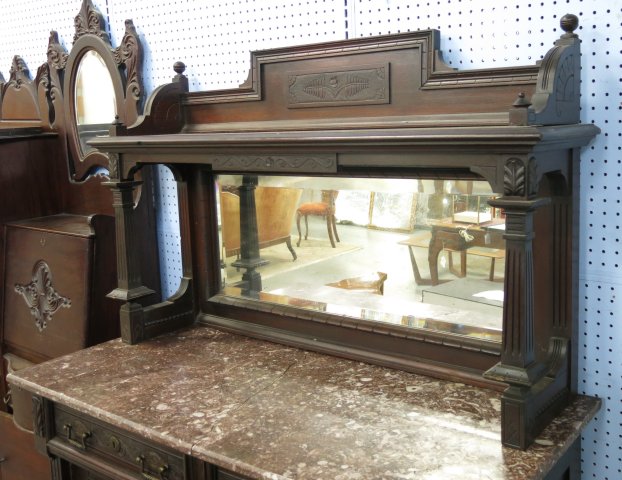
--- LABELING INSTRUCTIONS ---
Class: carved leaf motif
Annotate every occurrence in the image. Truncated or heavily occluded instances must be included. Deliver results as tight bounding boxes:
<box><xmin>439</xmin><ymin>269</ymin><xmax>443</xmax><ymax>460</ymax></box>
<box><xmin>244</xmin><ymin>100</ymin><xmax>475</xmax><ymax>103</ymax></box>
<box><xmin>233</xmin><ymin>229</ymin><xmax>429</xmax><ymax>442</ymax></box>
<box><xmin>108</xmin><ymin>153</ymin><xmax>120</xmax><ymax>179</ymax></box>
<box><xmin>504</xmin><ymin>158</ymin><xmax>526</xmax><ymax>196</ymax></box>
<box><xmin>14</xmin><ymin>260</ymin><xmax>72</xmax><ymax>332</ymax></box>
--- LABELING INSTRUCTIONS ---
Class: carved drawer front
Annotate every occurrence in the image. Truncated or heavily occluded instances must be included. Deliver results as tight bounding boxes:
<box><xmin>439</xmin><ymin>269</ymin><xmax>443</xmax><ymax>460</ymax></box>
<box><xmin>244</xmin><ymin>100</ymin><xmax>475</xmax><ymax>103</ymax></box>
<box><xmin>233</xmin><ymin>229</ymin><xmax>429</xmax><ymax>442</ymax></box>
<box><xmin>53</xmin><ymin>405</ymin><xmax>185</xmax><ymax>480</ymax></box>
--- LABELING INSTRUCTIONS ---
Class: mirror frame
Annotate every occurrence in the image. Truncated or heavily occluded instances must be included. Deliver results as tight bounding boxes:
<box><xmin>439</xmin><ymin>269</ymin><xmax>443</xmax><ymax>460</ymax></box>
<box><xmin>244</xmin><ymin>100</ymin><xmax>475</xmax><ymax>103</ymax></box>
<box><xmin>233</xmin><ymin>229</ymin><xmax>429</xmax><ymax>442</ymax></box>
<box><xmin>63</xmin><ymin>0</ymin><xmax>143</xmax><ymax>180</ymax></box>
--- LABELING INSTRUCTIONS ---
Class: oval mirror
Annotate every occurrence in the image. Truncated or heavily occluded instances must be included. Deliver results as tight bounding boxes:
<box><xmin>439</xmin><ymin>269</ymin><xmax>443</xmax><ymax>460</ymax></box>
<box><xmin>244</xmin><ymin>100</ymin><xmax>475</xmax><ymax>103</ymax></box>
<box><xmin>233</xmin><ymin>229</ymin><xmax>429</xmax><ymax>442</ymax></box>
<box><xmin>74</xmin><ymin>50</ymin><xmax>116</xmax><ymax>156</ymax></box>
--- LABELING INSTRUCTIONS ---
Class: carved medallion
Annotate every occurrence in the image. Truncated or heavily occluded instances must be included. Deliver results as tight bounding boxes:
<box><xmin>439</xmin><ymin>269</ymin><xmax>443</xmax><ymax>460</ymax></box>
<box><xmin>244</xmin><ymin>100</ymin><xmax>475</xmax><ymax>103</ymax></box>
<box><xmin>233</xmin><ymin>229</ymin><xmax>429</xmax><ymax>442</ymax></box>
<box><xmin>288</xmin><ymin>64</ymin><xmax>390</xmax><ymax>108</ymax></box>
<box><xmin>14</xmin><ymin>260</ymin><xmax>72</xmax><ymax>332</ymax></box>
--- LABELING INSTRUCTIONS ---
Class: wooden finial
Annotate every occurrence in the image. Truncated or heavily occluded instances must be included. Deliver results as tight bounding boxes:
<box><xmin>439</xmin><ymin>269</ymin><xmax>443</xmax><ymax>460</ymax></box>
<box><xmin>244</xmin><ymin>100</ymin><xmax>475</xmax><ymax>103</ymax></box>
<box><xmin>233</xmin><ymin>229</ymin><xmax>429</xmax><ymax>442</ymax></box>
<box><xmin>513</xmin><ymin>92</ymin><xmax>531</xmax><ymax>108</ymax></box>
<box><xmin>560</xmin><ymin>14</ymin><xmax>579</xmax><ymax>38</ymax></box>
<box><xmin>173</xmin><ymin>61</ymin><xmax>186</xmax><ymax>75</ymax></box>
<box><xmin>172</xmin><ymin>61</ymin><xmax>188</xmax><ymax>91</ymax></box>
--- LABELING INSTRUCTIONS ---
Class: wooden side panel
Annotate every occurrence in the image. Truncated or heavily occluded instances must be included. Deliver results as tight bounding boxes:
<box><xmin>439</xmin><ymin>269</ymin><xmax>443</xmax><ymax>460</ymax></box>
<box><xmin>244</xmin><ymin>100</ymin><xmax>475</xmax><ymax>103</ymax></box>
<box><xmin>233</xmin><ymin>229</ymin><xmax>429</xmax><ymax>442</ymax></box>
<box><xmin>0</xmin><ymin>411</ymin><xmax>51</xmax><ymax>480</ymax></box>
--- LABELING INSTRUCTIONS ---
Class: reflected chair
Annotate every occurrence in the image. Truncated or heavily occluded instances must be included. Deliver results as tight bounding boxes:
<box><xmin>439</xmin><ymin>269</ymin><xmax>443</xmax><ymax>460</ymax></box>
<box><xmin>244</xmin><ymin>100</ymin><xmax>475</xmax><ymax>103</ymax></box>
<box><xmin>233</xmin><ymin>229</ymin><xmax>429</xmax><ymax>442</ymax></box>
<box><xmin>296</xmin><ymin>190</ymin><xmax>340</xmax><ymax>248</ymax></box>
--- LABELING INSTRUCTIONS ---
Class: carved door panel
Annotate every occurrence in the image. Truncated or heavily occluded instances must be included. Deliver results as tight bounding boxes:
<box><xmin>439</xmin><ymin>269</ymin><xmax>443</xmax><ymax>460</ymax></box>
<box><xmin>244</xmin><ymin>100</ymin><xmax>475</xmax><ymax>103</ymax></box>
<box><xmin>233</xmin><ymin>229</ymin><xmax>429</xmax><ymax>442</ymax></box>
<box><xmin>3</xmin><ymin>219</ymin><xmax>92</xmax><ymax>360</ymax></box>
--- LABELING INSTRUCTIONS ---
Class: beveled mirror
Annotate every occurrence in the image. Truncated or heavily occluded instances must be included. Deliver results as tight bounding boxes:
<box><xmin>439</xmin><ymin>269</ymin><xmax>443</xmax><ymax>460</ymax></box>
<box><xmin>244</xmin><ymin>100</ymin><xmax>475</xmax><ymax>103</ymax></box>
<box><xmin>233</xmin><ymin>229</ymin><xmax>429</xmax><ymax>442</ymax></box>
<box><xmin>63</xmin><ymin>0</ymin><xmax>142</xmax><ymax>180</ymax></box>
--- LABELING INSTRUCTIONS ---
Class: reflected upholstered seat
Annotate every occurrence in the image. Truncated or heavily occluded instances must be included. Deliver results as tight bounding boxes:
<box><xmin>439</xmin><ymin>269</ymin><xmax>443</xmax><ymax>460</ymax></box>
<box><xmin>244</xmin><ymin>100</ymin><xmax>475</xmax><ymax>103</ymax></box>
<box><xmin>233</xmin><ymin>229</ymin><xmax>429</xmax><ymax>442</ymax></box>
<box><xmin>296</xmin><ymin>190</ymin><xmax>340</xmax><ymax>248</ymax></box>
<box><xmin>221</xmin><ymin>186</ymin><xmax>302</xmax><ymax>260</ymax></box>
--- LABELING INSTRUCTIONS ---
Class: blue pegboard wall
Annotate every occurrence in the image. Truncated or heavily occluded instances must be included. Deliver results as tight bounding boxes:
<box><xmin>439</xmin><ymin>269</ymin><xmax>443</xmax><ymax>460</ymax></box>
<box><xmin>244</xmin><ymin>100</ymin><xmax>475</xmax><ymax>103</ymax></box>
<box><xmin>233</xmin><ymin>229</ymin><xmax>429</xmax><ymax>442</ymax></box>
<box><xmin>0</xmin><ymin>1</ymin><xmax>619</xmax><ymax>478</ymax></box>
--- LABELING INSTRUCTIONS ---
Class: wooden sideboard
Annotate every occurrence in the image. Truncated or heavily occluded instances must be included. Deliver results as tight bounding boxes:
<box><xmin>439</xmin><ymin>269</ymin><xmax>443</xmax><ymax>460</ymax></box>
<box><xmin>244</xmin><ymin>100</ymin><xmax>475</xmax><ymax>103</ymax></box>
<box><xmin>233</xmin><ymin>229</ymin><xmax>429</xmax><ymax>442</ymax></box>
<box><xmin>5</xmin><ymin>10</ymin><xmax>602</xmax><ymax>480</ymax></box>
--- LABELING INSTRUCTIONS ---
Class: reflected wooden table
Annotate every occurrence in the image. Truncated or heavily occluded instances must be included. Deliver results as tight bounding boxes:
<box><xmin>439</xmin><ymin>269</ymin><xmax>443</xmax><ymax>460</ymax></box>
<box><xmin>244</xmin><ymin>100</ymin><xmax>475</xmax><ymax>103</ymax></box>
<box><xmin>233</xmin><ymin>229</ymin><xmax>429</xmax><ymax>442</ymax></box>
<box><xmin>399</xmin><ymin>219</ymin><xmax>505</xmax><ymax>286</ymax></box>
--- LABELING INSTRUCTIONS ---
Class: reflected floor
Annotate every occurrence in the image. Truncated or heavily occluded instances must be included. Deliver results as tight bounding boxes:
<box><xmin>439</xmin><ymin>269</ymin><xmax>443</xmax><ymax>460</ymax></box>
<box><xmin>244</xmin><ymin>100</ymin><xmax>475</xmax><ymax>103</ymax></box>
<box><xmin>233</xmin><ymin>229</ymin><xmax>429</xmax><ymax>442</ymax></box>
<box><xmin>222</xmin><ymin>217</ymin><xmax>504</xmax><ymax>340</ymax></box>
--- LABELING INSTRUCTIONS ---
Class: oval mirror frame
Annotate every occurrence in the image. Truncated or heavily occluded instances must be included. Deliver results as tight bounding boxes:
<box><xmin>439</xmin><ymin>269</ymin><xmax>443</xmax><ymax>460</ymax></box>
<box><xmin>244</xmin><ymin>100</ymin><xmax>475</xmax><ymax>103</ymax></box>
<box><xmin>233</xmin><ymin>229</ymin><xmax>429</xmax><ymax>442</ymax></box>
<box><xmin>63</xmin><ymin>0</ymin><xmax>142</xmax><ymax>180</ymax></box>
<box><xmin>73</xmin><ymin>49</ymin><xmax>117</xmax><ymax>155</ymax></box>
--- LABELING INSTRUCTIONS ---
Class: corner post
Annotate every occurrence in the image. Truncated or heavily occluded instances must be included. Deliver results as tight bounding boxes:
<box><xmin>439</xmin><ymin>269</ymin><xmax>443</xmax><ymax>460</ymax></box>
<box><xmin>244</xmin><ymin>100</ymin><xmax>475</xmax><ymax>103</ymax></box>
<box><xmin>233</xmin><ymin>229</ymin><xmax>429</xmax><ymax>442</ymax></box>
<box><xmin>103</xmin><ymin>152</ymin><xmax>155</xmax><ymax>343</ymax></box>
<box><xmin>484</xmin><ymin>156</ymin><xmax>550</xmax><ymax>449</ymax></box>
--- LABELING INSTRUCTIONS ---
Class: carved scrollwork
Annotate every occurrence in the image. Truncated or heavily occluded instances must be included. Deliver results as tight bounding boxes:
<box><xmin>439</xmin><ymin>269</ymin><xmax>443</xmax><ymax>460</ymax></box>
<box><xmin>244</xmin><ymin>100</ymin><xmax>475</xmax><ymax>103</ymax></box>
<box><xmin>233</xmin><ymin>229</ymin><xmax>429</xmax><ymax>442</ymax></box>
<box><xmin>14</xmin><ymin>260</ymin><xmax>72</xmax><ymax>332</ymax></box>
<box><xmin>212</xmin><ymin>154</ymin><xmax>336</xmax><ymax>173</ymax></box>
<box><xmin>113</xmin><ymin>19</ymin><xmax>143</xmax><ymax>121</ymax></box>
<box><xmin>32</xmin><ymin>32</ymin><xmax>67</xmax><ymax>129</ymax></box>
<box><xmin>47</xmin><ymin>31</ymin><xmax>69</xmax><ymax>71</ymax></box>
<box><xmin>73</xmin><ymin>0</ymin><xmax>109</xmax><ymax>43</ymax></box>
<box><xmin>35</xmin><ymin>63</ymin><xmax>51</xmax><ymax>99</ymax></box>
<box><xmin>4</xmin><ymin>55</ymin><xmax>30</xmax><ymax>92</ymax></box>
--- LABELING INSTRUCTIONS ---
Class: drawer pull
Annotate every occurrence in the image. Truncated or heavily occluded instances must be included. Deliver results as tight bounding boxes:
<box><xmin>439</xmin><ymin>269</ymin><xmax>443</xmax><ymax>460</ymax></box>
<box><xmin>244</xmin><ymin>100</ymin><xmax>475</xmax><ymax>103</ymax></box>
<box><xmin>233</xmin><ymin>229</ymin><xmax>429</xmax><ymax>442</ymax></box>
<box><xmin>136</xmin><ymin>454</ymin><xmax>169</xmax><ymax>480</ymax></box>
<box><xmin>63</xmin><ymin>423</ymin><xmax>91</xmax><ymax>450</ymax></box>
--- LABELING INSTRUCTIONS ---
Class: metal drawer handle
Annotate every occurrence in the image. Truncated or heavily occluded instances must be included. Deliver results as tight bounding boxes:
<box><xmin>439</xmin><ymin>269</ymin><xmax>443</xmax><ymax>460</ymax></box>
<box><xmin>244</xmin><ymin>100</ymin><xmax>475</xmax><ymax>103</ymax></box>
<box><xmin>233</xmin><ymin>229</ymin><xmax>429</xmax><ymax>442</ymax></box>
<box><xmin>136</xmin><ymin>454</ymin><xmax>169</xmax><ymax>480</ymax></box>
<box><xmin>63</xmin><ymin>423</ymin><xmax>91</xmax><ymax>450</ymax></box>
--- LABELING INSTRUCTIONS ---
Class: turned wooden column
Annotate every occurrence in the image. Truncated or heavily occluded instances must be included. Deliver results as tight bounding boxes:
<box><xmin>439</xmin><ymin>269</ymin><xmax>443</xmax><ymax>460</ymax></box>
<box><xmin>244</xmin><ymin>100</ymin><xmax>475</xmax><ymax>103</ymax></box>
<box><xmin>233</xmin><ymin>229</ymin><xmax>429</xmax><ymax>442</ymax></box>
<box><xmin>104</xmin><ymin>153</ymin><xmax>155</xmax><ymax>343</ymax></box>
<box><xmin>232</xmin><ymin>175</ymin><xmax>268</xmax><ymax>294</ymax></box>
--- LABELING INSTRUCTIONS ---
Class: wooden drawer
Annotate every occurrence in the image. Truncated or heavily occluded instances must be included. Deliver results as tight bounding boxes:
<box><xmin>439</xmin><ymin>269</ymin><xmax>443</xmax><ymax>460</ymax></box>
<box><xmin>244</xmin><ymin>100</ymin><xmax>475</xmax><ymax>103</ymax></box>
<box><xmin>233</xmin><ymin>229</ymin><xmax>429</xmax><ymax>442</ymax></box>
<box><xmin>52</xmin><ymin>405</ymin><xmax>186</xmax><ymax>480</ymax></box>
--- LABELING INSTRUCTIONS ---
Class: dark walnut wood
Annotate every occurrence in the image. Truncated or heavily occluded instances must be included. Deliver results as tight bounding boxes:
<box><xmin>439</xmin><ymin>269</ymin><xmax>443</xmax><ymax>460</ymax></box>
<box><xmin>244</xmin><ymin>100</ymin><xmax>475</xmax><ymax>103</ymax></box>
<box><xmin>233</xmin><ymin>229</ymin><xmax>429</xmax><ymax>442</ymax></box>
<box><xmin>91</xmin><ymin>14</ymin><xmax>597</xmax><ymax>451</ymax></box>
<box><xmin>0</xmin><ymin>0</ymin><xmax>162</xmax><ymax>473</ymax></box>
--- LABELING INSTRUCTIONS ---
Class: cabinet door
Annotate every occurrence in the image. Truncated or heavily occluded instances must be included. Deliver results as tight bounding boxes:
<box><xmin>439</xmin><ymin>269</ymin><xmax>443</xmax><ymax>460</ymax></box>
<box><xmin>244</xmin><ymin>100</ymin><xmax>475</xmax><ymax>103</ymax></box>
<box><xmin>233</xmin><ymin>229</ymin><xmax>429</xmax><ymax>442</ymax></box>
<box><xmin>3</xmin><ymin>225</ymin><xmax>92</xmax><ymax>359</ymax></box>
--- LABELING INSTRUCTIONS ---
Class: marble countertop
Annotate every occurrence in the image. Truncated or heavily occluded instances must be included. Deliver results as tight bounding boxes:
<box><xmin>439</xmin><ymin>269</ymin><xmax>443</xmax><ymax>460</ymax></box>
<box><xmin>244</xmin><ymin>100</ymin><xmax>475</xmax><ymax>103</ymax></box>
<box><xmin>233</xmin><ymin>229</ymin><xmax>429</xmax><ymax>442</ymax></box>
<box><xmin>8</xmin><ymin>325</ymin><xmax>599</xmax><ymax>480</ymax></box>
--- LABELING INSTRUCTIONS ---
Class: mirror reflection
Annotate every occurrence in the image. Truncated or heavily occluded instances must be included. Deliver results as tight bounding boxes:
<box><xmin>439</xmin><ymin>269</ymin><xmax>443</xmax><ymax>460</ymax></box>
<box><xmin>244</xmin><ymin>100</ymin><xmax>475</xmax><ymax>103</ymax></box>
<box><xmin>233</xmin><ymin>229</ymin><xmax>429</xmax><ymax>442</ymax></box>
<box><xmin>74</xmin><ymin>50</ymin><xmax>116</xmax><ymax>154</ymax></box>
<box><xmin>217</xmin><ymin>175</ymin><xmax>505</xmax><ymax>341</ymax></box>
